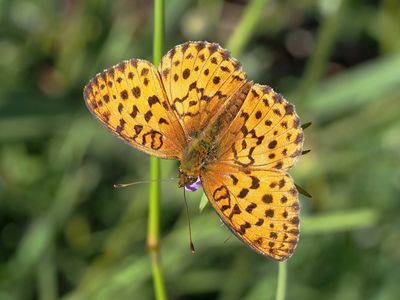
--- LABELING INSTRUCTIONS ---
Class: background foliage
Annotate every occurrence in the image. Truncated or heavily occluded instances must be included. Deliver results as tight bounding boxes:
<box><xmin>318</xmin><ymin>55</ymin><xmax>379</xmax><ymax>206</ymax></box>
<box><xmin>1</xmin><ymin>0</ymin><xmax>400</xmax><ymax>299</ymax></box>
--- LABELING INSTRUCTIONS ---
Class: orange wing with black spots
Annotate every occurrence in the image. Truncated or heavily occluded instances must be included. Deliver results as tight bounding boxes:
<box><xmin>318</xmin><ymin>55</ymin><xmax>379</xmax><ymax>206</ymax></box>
<box><xmin>158</xmin><ymin>41</ymin><xmax>247</xmax><ymax>138</ymax></box>
<box><xmin>218</xmin><ymin>84</ymin><xmax>304</xmax><ymax>170</ymax></box>
<box><xmin>201</xmin><ymin>165</ymin><xmax>300</xmax><ymax>261</ymax></box>
<box><xmin>200</xmin><ymin>84</ymin><xmax>304</xmax><ymax>260</ymax></box>
<box><xmin>84</xmin><ymin>59</ymin><xmax>186</xmax><ymax>159</ymax></box>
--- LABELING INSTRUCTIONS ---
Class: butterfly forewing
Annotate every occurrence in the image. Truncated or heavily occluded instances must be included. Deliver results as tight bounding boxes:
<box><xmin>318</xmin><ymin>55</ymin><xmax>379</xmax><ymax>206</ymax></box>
<box><xmin>84</xmin><ymin>59</ymin><xmax>185</xmax><ymax>159</ymax></box>
<box><xmin>158</xmin><ymin>41</ymin><xmax>247</xmax><ymax>138</ymax></box>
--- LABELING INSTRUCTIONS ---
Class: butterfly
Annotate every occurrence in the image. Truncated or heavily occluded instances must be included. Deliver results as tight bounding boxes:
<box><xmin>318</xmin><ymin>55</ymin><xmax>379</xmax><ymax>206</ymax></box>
<box><xmin>84</xmin><ymin>41</ymin><xmax>304</xmax><ymax>261</ymax></box>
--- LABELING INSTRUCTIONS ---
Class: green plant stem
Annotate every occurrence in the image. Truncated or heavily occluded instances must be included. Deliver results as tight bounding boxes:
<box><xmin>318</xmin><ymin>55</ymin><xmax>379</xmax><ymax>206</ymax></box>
<box><xmin>153</xmin><ymin>0</ymin><xmax>165</xmax><ymax>64</ymax></box>
<box><xmin>275</xmin><ymin>261</ymin><xmax>287</xmax><ymax>300</ymax></box>
<box><xmin>147</xmin><ymin>0</ymin><xmax>167</xmax><ymax>300</ymax></box>
<box><xmin>226</xmin><ymin>0</ymin><xmax>270</xmax><ymax>56</ymax></box>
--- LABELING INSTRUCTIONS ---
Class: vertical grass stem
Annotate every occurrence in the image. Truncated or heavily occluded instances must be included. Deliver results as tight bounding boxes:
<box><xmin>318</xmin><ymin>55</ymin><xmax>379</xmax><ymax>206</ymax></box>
<box><xmin>275</xmin><ymin>261</ymin><xmax>287</xmax><ymax>300</ymax></box>
<box><xmin>226</xmin><ymin>0</ymin><xmax>270</xmax><ymax>56</ymax></box>
<box><xmin>147</xmin><ymin>0</ymin><xmax>167</xmax><ymax>300</ymax></box>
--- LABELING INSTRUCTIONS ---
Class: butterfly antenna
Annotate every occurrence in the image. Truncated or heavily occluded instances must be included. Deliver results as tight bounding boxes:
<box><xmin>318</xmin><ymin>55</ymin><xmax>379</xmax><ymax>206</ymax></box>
<box><xmin>114</xmin><ymin>177</ymin><xmax>177</xmax><ymax>188</ymax></box>
<box><xmin>183</xmin><ymin>188</ymin><xmax>196</xmax><ymax>253</ymax></box>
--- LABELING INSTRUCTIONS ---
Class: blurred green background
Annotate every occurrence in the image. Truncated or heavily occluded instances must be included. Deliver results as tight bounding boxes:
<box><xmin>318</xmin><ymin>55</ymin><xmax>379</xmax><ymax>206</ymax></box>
<box><xmin>1</xmin><ymin>0</ymin><xmax>400</xmax><ymax>299</ymax></box>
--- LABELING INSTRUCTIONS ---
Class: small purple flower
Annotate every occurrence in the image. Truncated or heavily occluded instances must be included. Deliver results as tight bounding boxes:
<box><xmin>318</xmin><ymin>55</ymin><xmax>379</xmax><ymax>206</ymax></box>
<box><xmin>184</xmin><ymin>176</ymin><xmax>202</xmax><ymax>192</ymax></box>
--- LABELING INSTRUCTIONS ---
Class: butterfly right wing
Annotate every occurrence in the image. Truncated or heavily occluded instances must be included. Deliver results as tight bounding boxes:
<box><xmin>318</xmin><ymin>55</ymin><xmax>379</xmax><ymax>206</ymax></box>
<box><xmin>84</xmin><ymin>59</ymin><xmax>186</xmax><ymax>159</ymax></box>
<box><xmin>217</xmin><ymin>84</ymin><xmax>304</xmax><ymax>170</ymax></box>
<box><xmin>200</xmin><ymin>84</ymin><xmax>304</xmax><ymax>260</ymax></box>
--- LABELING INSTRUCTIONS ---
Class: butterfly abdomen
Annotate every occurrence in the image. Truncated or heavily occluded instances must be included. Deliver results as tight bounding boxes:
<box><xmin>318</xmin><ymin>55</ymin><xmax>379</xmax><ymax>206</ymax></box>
<box><xmin>209</xmin><ymin>82</ymin><xmax>251</xmax><ymax>134</ymax></box>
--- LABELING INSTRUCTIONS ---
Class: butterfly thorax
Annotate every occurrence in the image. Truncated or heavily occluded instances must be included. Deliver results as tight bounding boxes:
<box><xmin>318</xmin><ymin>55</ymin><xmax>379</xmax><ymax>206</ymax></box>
<box><xmin>178</xmin><ymin>135</ymin><xmax>212</xmax><ymax>187</ymax></box>
<box><xmin>178</xmin><ymin>82</ymin><xmax>252</xmax><ymax>188</ymax></box>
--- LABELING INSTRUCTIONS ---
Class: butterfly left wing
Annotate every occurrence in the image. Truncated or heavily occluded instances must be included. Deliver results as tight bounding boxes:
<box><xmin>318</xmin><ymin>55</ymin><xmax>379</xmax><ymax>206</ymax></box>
<box><xmin>84</xmin><ymin>59</ymin><xmax>186</xmax><ymax>159</ymax></box>
<box><xmin>201</xmin><ymin>165</ymin><xmax>300</xmax><ymax>261</ymax></box>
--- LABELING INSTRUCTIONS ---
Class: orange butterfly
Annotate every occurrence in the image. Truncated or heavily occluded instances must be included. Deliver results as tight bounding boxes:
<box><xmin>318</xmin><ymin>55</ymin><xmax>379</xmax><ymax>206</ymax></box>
<box><xmin>84</xmin><ymin>41</ymin><xmax>304</xmax><ymax>261</ymax></box>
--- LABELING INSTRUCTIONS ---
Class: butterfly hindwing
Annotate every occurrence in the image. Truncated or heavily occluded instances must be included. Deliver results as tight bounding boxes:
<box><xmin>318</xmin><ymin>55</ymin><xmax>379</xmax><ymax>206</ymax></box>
<box><xmin>201</xmin><ymin>165</ymin><xmax>300</xmax><ymax>261</ymax></box>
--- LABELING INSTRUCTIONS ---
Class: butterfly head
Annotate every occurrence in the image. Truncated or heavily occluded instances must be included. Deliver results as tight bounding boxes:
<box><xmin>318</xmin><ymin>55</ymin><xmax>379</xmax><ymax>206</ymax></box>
<box><xmin>178</xmin><ymin>168</ymin><xmax>202</xmax><ymax>192</ymax></box>
<box><xmin>178</xmin><ymin>168</ymin><xmax>198</xmax><ymax>187</ymax></box>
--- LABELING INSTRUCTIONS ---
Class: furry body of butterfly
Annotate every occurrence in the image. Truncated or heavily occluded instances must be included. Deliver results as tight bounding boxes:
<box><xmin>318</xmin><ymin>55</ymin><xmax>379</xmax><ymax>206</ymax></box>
<box><xmin>179</xmin><ymin>82</ymin><xmax>252</xmax><ymax>187</ymax></box>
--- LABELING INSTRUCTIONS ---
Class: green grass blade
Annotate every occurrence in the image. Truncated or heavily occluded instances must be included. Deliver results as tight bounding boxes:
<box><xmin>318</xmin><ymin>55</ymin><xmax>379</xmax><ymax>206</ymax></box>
<box><xmin>275</xmin><ymin>261</ymin><xmax>287</xmax><ymax>300</ymax></box>
<box><xmin>301</xmin><ymin>209</ymin><xmax>379</xmax><ymax>234</ymax></box>
<box><xmin>226</xmin><ymin>0</ymin><xmax>270</xmax><ymax>56</ymax></box>
<box><xmin>148</xmin><ymin>0</ymin><xmax>168</xmax><ymax>300</ymax></box>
